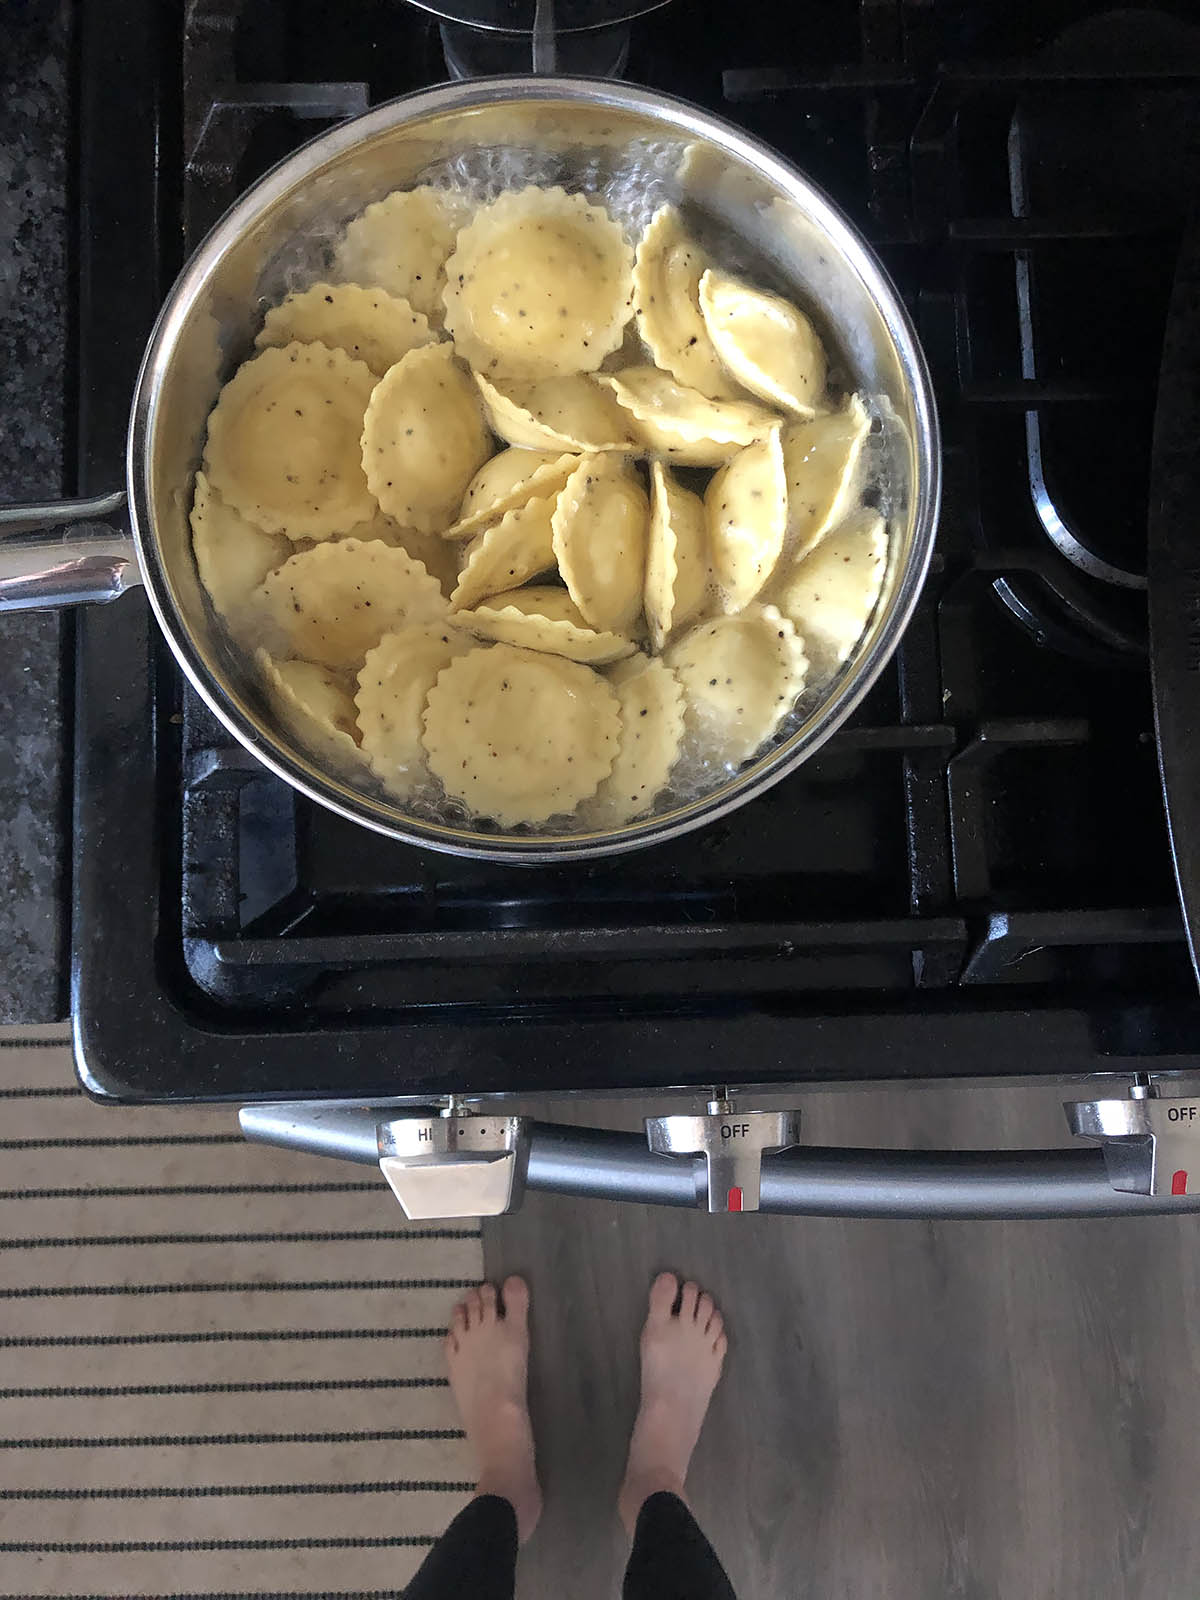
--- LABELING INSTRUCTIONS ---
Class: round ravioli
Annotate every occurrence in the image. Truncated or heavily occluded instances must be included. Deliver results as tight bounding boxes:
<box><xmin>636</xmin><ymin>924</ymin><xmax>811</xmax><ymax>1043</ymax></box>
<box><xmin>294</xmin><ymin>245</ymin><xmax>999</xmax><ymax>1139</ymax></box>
<box><xmin>255</xmin><ymin>538</ymin><xmax>448</xmax><ymax>670</ymax></box>
<box><xmin>665</xmin><ymin>604</ymin><xmax>808</xmax><ymax>768</ymax></box>
<box><xmin>256</xmin><ymin>650</ymin><xmax>364</xmax><ymax>772</ymax></box>
<box><xmin>190</xmin><ymin>470</ymin><xmax>289</xmax><ymax>622</ymax></box>
<box><xmin>203</xmin><ymin>342</ymin><xmax>377</xmax><ymax>539</ymax></box>
<box><xmin>645</xmin><ymin>460</ymin><xmax>709</xmax><ymax>653</ymax></box>
<box><xmin>459</xmin><ymin>586</ymin><xmax>636</xmax><ymax>666</ymax></box>
<box><xmin>336</xmin><ymin>509</ymin><xmax>462</xmax><ymax>596</ymax></box>
<box><xmin>450</xmin><ymin>492</ymin><xmax>558</xmax><ymax>611</ymax></box>
<box><xmin>361</xmin><ymin>343</ymin><xmax>493</xmax><ymax>533</ymax></box>
<box><xmin>699</xmin><ymin>269</ymin><xmax>827</xmax><ymax>415</ymax></box>
<box><xmin>422</xmin><ymin>643</ymin><xmax>621</xmax><ymax>826</ymax></box>
<box><xmin>583</xmin><ymin>655</ymin><xmax>686</xmax><ymax>825</ymax></box>
<box><xmin>442</xmin><ymin>187</ymin><xmax>634</xmax><ymax>379</ymax></box>
<box><xmin>771</xmin><ymin>508</ymin><xmax>888</xmax><ymax>668</ymax></box>
<box><xmin>632</xmin><ymin>206</ymin><xmax>738</xmax><ymax>400</ymax></box>
<box><xmin>355</xmin><ymin>623</ymin><xmax>473</xmax><ymax>797</ymax></box>
<box><xmin>255</xmin><ymin>282</ymin><xmax>434</xmax><ymax>377</ymax></box>
<box><xmin>333</xmin><ymin>186</ymin><xmax>468</xmax><ymax>324</ymax></box>
<box><xmin>782</xmin><ymin>394</ymin><xmax>871</xmax><ymax>559</ymax></box>
<box><xmin>445</xmin><ymin>448</ymin><xmax>578</xmax><ymax>540</ymax></box>
<box><xmin>705</xmin><ymin>425</ymin><xmax>788</xmax><ymax>613</ymax></box>
<box><xmin>598</xmin><ymin>367</ymin><xmax>778</xmax><ymax>467</ymax></box>
<box><xmin>474</xmin><ymin>372</ymin><xmax>639</xmax><ymax>453</ymax></box>
<box><xmin>551</xmin><ymin>456</ymin><xmax>649</xmax><ymax>635</ymax></box>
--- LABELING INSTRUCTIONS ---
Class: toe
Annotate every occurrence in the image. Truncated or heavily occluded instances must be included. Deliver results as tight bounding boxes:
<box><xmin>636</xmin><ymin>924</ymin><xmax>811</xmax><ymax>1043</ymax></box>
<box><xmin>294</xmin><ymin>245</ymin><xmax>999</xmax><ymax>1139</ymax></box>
<box><xmin>648</xmin><ymin>1271</ymin><xmax>679</xmax><ymax>1322</ymax></box>
<box><xmin>444</xmin><ymin>1329</ymin><xmax>459</xmax><ymax>1357</ymax></box>
<box><xmin>708</xmin><ymin>1309</ymin><xmax>724</xmax><ymax>1341</ymax></box>
<box><xmin>678</xmin><ymin>1280</ymin><xmax>700</xmax><ymax>1319</ymax></box>
<box><xmin>714</xmin><ymin>1330</ymin><xmax>728</xmax><ymax>1360</ymax></box>
<box><xmin>451</xmin><ymin>1302</ymin><xmax>469</xmax><ymax>1334</ymax></box>
<box><xmin>478</xmin><ymin>1282</ymin><xmax>498</xmax><ymax>1323</ymax></box>
<box><xmin>501</xmin><ymin>1275</ymin><xmax>530</xmax><ymax>1324</ymax></box>
<box><xmin>696</xmin><ymin>1291</ymin><xmax>714</xmax><ymax>1327</ymax></box>
<box><xmin>464</xmin><ymin>1288</ymin><xmax>483</xmax><ymax>1328</ymax></box>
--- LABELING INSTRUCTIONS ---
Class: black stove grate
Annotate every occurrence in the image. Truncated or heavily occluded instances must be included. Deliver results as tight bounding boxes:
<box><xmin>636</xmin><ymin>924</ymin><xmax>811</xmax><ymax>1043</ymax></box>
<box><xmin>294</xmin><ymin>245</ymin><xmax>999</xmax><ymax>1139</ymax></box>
<box><xmin>72</xmin><ymin>0</ymin><xmax>1200</xmax><ymax>1102</ymax></box>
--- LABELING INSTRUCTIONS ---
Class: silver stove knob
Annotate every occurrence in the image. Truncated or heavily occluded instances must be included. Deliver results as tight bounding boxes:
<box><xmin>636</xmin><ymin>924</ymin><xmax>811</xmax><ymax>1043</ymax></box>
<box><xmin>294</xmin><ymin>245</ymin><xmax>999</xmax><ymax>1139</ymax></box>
<box><xmin>645</xmin><ymin>1097</ymin><xmax>801</xmax><ymax>1213</ymax></box>
<box><xmin>1064</xmin><ymin>1080</ymin><xmax>1200</xmax><ymax>1197</ymax></box>
<box><xmin>377</xmin><ymin>1107</ymin><xmax>529</xmax><ymax>1219</ymax></box>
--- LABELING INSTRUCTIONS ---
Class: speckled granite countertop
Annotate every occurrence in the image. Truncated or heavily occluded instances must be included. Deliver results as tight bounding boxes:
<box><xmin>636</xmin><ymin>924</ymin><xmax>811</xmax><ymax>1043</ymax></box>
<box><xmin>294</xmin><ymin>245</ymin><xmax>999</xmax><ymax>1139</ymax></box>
<box><xmin>0</xmin><ymin>0</ymin><xmax>71</xmax><ymax>1022</ymax></box>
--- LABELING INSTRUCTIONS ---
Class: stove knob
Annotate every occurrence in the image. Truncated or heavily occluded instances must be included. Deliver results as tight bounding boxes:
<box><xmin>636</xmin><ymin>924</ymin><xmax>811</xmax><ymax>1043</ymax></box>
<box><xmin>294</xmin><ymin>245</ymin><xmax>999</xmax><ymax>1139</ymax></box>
<box><xmin>376</xmin><ymin>1109</ymin><xmax>530</xmax><ymax>1219</ymax></box>
<box><xmin>645</xmin><ymin>1097</ymin><xmax>801</xmax><ymax>1213</ymax></box>
<box><xmin>1064</xmin><ymin>1081</ymin><xmax>1200</xmax><ymax>1197</ymax></box>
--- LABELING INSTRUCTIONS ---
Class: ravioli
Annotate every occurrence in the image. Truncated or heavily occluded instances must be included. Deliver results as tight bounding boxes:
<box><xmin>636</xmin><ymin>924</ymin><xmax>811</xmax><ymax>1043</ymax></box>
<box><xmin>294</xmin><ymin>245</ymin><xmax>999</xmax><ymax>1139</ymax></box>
<box><xmin>781</xmin><ymin>394</ymin><xmax>871</xmax><ymax>559</ymax></box>
<box><xmin>582</xmin><ymin>655</ymin><xmax>686</xmax><ymax>825</ymax></box>
<box><xmin>339</xmin><ymin>511</ymin><xmax>462</xmax><ymax>597</ymax></box>
<box><xmin>256</xmin><ymin>650</ymin><xmax>364</xmax><ymax>772</ymax></box>
<box><xmin>190</xmin><ymin>470</ymin><xmax>289</xmax><ymax>622</ymax></box>
<box><xmin>551</xmin><ymin>456</ymin><xmax>649</xmax><ymax>634</ymax></box>
<box><xmin>705</xmin><ymin>425</ymin><xmax>788</xmax><ymax>613</ymax></box>
<box><xmin>632</xmin><ymin>206</ymin><xmax>738</xmax><ymax>399</ymax></box>
<box><xmin>255</xmin><ymin>538</ymin><xmax>448</xmax><ymax>670</ymax></box>
<box><xmin>422</xmin><ymin>643</ymin><xmax>621</xmax><ymax>825</ymax></box>
<box><xmin>771</xmin><ymin>508</ymin><xmax>888</xmax><ymax>668</ymax></box>
<box><xmin>333</xmin><ymin>186</ymin><xmax>467</xmax><ymax>323</ymax></box>
<box><xmin>445</xmin><ymin>448</ymin><xmax>579</xmax><ymax>540</ymax></box>
<box><xmin>203</xmin><ymin>342</ymin><xmax>377</xmax><ymax>539</ymax></box>
<box><xmin>698</xmin><ymin>268</ymin><xmax>827</xmax><ymax>414</ymax></box>
<box><xmin>442</xmin><ymin>187</ymin><xmax>634</xmax><ymax>379</ymax></box>
<box><xmin>255</xmin><ymin>282</ymin><xmax>433</xmax><ymax>377</ymax></box>
<box><xmin>474</xmin><ymin>372</ymin><xmax>640</xmax><ymax>452</ymax></box>
<box><xmin>450</xmin><ymin>493</ymin><xmax>558</xmax><ymax>611</ymax></box>
<box><xmin>598</xmin><ymin>366</ymin><xmax>778</xmax><ymax>467</ymax></box>
<box><xmin>355</xmin><ymin>623</ymin><xmax>473</xmax><ymax>797</ymax></box>
<box><xmin>665</xmin><ymin>604</ymin><xmax>808</xmax><ymax>767</ymax></box>
<box><xmin>644</xmin><ymin>460</ymin><xmax>709</xmax><ymax>652</ymax></box>
<box><xmin>360</xmin><ymin>342</ymin><xmax>493</xmax><ymax>533</ymax></box>
<box><xmin>459</xmin><ymin>586</ymin><xmax>636</xmax><ymax>665</ymax></box>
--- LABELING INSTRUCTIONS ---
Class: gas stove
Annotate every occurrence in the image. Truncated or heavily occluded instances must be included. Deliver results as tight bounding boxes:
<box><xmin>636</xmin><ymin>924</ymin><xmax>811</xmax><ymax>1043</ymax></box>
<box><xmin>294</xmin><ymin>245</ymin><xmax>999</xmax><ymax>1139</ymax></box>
<box><xmin>71</xmin><ymin>0</ymin><xmax>1200</xmax><ymax>1119</ymax></box>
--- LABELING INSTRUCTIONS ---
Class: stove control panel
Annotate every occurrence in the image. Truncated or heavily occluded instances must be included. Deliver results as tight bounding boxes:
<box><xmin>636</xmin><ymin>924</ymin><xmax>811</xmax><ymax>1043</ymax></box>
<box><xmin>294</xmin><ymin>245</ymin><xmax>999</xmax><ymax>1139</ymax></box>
<box><xmin>1065</xmin><ymin>1081</ymin><xmax>1200</xmax><ymax>1197</ymax></box>
<box><xmin>645</xmin><ymin>1096</ymin><xmax>801</xmax><ymax>1213</ymax></box>
<box><xmin>377</xmin><ymin>1108</ymin><xmax>530</xmax><ymax>1219</ymax></box>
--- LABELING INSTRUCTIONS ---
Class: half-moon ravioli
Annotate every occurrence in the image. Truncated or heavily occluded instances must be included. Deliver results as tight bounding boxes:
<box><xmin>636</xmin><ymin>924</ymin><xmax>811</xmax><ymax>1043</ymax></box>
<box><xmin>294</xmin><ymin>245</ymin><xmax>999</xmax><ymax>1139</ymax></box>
<box><xmin>644</xmin><ymin>460</ymin><xmax>709</xmax><ymax>652</ymax></box>
<box><xmin>598</xmin><ymin>366</ymin><xmax>778</xmax><ymax>467</ymax></box>
<box><xmin>442</xmin><ymin>186</ymin><xmax>634</xmax><ymax>379</ymax></box>
<box><xmin>699</xmin><ymin>268</ymin><xmax>827</xmax><ymax>415</ymax></box>
<box><xmin>665</xmin><ymin>603</ymin><xmax>808</xmax><ymax>768</ymax></box>
<box><xmin>551</xmin><ymin>456</ymin><xmax>649</xmax><ymax>635</ymax></box>
<box><xmin>422</xmin><ymin>643</ymin><xmax>621</xmax><ymax>825</ymax></box>
<box><xmin>458</xmin><ymin>586</ymin><xmax>636</xmax><ymax>665</ymax></box>
<box><xmin>450</xmin><ymin>492</ymin><xmax>558</xmax><ymax>611</ymax></box>
<box><xmin>255</xmin><ymin>538</ymin><xmax>448</xmax><ymax>670</ymax></box>
<box><xmin>445</xmin><ymin>448</ymin><xmax>578</xmax><ymax>540</ymax></box>
<box><xmin>203</xmin><ymin>341</ymin><xmax>377</xmax><ymax>539</ymax></box>
<box><xmin>355</xmin><ymin>623</ymin><xmax>473</xmax><ymax>797</ymax></box>
<box><xmin>781</xmin><ymin>393</ymin><xmax>871</xmax><ymax>559</ymax></box>
<box><xmin>474</xmin><ymin>372</ymin><xmax>639</xmax><ymax>452</ymax></box>
<box><xmin>256</xmin><ymin>650</ymin><xmax>365</xmax><ymax>773</ymax></box>
<box><xmin>705</xmin><ymin>424</ymin><xmax>788</xmax><ymax>613</ymax></box>
<box><xmin>582</xmin><ymin>654</ymin><xmax>686</xmax><ymax>826</ymax></box>
<box><xmin>360</xmin><ymin>342</ymin><xmax>493</xmax><ymax>533</ymax></box>
<box><xmin>190</xmin><ymin>470</ymin><xmax>289</xmax><ymax>622</ymax></box>
<box><xmin>255</xmin><ymin>282</ymin><xmax>434</xmax><ymax>377</ymax></box>
<box><xmin>771</xmin><ymin>508</ymin><xmax>888</xmax><ymax>669</ymax></box>
<box><xmin>632</xmin><ymin>206</ymin><xmax>739</xmax><ymax>399</ymax></box>
<box><xmin>333</xmin><ymin>186</ymin><xmax>468</xmax><ymax>324</ymax></box>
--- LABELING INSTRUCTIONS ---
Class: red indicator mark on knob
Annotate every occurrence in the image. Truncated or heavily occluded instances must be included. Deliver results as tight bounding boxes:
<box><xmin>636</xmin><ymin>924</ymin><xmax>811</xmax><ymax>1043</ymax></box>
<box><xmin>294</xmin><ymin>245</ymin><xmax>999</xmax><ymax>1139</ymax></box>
<box><xmin>727</xmin><ymin>1187</ymin><xmax>743</xmax><ymax>1212</ymax></box>
<box><xmin>1172</xmin><ymin>1170</ymin><xmax>1189</xmax><ymax>1196</ymax></box>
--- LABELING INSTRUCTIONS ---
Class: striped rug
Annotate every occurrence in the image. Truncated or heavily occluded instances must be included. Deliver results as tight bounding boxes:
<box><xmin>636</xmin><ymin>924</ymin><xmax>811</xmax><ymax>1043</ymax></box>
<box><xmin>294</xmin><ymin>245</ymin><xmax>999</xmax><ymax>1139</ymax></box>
<box><xmin>0</xmin><ymin>1028</ymin><xmax>480</xmax><ymax>1599</ymax></box>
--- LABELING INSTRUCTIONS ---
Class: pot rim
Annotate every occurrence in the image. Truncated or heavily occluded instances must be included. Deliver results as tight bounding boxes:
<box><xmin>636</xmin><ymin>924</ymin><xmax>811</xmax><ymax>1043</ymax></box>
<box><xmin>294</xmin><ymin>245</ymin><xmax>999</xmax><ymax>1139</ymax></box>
<box><xmin>127</xmin><ymin>74</ymin><xmax>941</xmax><ymax>864</ymax></box>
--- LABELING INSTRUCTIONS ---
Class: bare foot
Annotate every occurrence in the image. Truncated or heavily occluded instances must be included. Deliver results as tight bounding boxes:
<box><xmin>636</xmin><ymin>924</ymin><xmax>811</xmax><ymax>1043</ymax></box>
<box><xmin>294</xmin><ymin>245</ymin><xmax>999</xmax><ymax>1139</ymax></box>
<box><xmin>618</xmin><ymin>1272</ymin><xmax>728</xmax><ymax>1537</ymax></box>
<box><xmin>445</xmin><ymin>1275</ymin><xmax>542</xmax><ymax>1543</ymax></box>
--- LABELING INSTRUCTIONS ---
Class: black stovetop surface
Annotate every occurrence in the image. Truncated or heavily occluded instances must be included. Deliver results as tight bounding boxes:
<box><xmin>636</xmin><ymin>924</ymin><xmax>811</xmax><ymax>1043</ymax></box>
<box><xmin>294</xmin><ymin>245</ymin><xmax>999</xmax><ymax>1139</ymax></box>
<box><xmin>73</xmin><ymin>0</ymin><xmax>1200</xmax><ymax>1102</ymax></box>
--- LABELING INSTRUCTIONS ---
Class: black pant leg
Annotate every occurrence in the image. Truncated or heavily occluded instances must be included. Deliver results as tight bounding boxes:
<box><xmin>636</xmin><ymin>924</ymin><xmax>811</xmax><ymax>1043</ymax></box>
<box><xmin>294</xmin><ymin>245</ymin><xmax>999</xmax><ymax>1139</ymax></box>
<box><xmin>622</xmin><ymin>1490</ymin><xmax>738</xmax><ymax>1600</ymax></box>
<box><xmin>403</xmin><ymin>1492</ymin><xmax>519</xmax><ymax>1600</ymax></box>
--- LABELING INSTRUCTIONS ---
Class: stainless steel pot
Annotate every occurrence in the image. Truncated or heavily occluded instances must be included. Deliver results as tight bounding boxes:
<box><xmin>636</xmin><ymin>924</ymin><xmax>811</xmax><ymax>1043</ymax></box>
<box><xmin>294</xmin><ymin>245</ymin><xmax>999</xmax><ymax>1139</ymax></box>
<box><xmin>0</xmin><ymin>77</ymin><xmax>940</xmax><ymax>862</ymax></box>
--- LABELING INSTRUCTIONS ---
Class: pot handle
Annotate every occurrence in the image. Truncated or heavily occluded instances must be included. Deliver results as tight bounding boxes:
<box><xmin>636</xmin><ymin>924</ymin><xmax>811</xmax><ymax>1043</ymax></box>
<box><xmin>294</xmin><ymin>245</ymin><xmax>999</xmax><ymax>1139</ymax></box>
<box><xmin>0</xmin><ymin>490</ymin><xmax>141</xmax><ymax>612</ymax></box>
